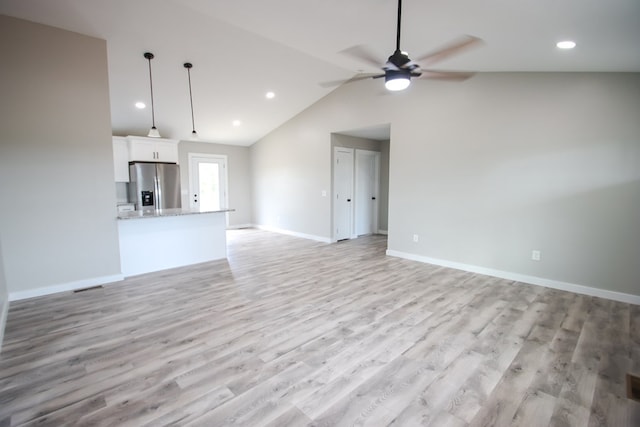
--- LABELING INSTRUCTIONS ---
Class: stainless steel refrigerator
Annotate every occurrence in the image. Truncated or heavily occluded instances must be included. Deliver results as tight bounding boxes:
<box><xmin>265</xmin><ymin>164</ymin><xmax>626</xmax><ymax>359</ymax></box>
<box><xmin>128</xmin><ymin>162</ymin><xmax>181</xmax><ymax>210</ymax></box>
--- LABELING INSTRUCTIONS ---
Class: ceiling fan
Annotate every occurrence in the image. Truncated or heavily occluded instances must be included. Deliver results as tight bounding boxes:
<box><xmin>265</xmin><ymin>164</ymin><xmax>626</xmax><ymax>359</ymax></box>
<box><xmin>332</xmin><ymin>0</ymin><xmax>483</xmax><ymax>91</ymax></box>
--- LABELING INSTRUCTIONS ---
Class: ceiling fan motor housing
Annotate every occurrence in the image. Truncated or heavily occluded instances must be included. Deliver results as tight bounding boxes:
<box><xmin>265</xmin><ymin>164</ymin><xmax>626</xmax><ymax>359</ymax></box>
<box><xmin>386</xmin><ymin>49</ymin><xmax>421</xmax><ymax>72</ymax></box>
<box><xmin>385</xmin><ymin>68</ymin><xmax>411</xmax><ymax>82</ymax></box>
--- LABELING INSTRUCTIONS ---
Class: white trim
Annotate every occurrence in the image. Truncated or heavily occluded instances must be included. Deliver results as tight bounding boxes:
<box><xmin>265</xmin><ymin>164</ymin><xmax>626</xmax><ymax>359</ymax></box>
<box><xmin>256</xmin><ymin>225</ymin><xmax>331</xmax><ymax>244</ymax></box>
<box><xmin>377</xmin><ymin>229</ymin><xmax>388</xmax><ymax>235</ymax></box>
<box><xmin>8</xmin><ymin>274</ymin><xmax>124</xmax><ymax>302</ymax></box>
<box><xmin>386</xmin><ymin>249</ymin><xmax>640</xmax><ymax>305</ymax></box>
<box><xmin>226</xmin><ymin>223</ymin><xmax>254</xmax><ymax>230</ymax></box>
<box><xmin>0</xmin><ymin>298</ymin><xmax>8</xmax><ymax>352</ymax></box>
<box><xmin>126</xmin><ymin>135</ymin><xmax>179</xmax><ymax>144</ymax></box>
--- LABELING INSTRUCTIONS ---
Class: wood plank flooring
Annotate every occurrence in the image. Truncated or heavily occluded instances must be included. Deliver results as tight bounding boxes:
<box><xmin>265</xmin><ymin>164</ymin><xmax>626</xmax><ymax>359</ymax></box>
<box><xmin>1</xmin><ymin>228</ymin><xmax>639</xmax><ymax>426</ymax></box>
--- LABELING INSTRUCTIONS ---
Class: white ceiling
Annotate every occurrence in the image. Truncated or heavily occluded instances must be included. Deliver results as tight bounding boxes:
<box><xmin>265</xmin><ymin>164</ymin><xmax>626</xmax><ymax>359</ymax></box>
<box><xmin>2</xmin><ymin>0</ymin><xmax>639</xmax><ymax>145</ymax></box>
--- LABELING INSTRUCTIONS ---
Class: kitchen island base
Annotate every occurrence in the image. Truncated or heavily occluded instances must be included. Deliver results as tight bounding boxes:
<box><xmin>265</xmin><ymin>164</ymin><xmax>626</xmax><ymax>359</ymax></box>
<box><xmin>118</xmin><ymin>210</ymin><xmax>228</xmax><ymax>277</ymax></box>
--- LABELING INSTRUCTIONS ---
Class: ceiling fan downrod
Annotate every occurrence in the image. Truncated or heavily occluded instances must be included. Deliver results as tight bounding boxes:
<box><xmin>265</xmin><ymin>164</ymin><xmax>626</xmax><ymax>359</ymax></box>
<box><xmin>396</xmin><ymin>0</ymin><xmax>403</xmax><ymax>52</ymax></box>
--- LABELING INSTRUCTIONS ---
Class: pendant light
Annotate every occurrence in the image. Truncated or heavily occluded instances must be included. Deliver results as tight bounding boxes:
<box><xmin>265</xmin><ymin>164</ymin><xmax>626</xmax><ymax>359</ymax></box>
<box><xmin>183</xmin><ymin>62</ymin><xmax>198</xmax><ymax>140</ymax></box>
<box><xmin>144</xmin><ymin>52</ymin><xmax>161</xmax><ymax>138</ymax></box>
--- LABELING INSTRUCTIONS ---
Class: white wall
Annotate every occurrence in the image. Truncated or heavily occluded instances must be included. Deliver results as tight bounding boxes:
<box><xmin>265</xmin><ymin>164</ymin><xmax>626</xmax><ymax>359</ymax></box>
<box><xmin>250</xmin><ymin>73</ymin><xmax>640</xmax><ymax>298</ymax></box>
<box><xmin>0</xmin><ymin>16</ymin><xmax>122</xmax><ymax>299</ymax></box>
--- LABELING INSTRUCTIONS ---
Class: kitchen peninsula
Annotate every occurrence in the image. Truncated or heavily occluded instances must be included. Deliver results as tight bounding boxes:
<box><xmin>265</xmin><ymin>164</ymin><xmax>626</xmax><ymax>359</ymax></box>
<box><xmin>117</xmin><ymin>208</ymin><xmax>233</xmax><ymax>277</ymax></box>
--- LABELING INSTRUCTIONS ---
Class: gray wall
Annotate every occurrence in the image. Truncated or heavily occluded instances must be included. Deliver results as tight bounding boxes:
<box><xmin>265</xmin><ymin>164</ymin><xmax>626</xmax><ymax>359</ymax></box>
<box><xmin>178</xmin><ymin>141</ymin><xmax>252</xmax><ymax>227</ymax></box>
<box><xmin>251</xmin><ymin>121</ymin><xmax>331</xmax><ymax>237</ymax></box>
<box><xmin>388</xmin><ymin>73</ymin><xmax>640</xmax><ymax>297</ymax></box>
<box><xmin>379</xmin><ymin>139</ymin><xmax>390</xmax><ymax>232</ymax></box>
<box><xmin>0</xmin><ymin>16</ymin><xmax>121</xmax><ymax>297</ymax></box>
<box><xmin>330</xmin><ymin>133</ymin><xmax>390</xmax><ymax>231</ymax></box>
<box><xmin>251</xmin><ymin>73</ymin><xmax>640</xmax><ymax>296</ymax></box>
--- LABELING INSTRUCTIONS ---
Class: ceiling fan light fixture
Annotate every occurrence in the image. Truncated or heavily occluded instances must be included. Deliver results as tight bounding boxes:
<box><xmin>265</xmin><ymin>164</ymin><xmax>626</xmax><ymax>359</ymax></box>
<box><xmin>385</xmin><ymin>70</ymin><xmax>411</xmax><ymax>91</ymax></box>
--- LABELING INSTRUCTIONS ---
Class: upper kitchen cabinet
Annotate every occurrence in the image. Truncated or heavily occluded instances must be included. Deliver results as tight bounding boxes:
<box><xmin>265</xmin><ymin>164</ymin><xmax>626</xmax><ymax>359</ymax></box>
<box><xmin>128</xmin><ymin>136</ymin><xmax>179</xmax><ymax>163</ymax></box>
<box><xmin>113</xmin><ymin>136</ymin><xmax>130</xmax><ymax>182</ymax></box>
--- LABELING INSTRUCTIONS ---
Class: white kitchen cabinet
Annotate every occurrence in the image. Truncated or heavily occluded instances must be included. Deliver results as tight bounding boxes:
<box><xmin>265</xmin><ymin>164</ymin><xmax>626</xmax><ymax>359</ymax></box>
<box><xmin>128</xmin><ymin>136</ymin><xmax>179</xmax><ymax>163</ymax></box>
<box><xmin>154</xmin><ymin>141</ymin><xmax>179</xmax><ymax>162</ymax></box>
<box><xmin>112</xmin><ymin>136</ymin><xmax>130</xmax><ymax>182</ymax></box>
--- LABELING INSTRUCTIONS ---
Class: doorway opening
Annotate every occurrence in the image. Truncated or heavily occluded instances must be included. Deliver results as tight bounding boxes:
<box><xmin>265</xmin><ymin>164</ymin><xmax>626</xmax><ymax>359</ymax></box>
<box><xmin>331</xmin><ymin>124</ymin><xmax>390</xmax><ymax>242</ymax></box>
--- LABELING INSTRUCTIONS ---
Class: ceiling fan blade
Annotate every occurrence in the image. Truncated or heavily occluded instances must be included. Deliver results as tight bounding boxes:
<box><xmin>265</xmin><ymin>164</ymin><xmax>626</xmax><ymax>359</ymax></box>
<box><xmin>415</xmin><ymin>35</ymin><xmax>483</xmax><ymax>66</ymax></box>
<box><xmin>339</xmin><ymin>45</ymin><xmax>384</xmax><ymax>69</ymax></box>
<box><xmin>418</xmin><ymin>70</ymin><xmax>476</xmax><ymax>81</ymax></box>
<box><xmin>319</xmin><ymin>73</ymin><xmax>384</xmax><ymax>88</ymax></box>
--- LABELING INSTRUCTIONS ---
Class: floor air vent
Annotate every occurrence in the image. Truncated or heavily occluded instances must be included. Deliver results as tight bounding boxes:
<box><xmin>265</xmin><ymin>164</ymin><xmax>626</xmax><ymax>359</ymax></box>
<box><xmin>627</xmin><ymin>374</ymin><xmax>640</xmax><ymax>402</ymax></box>
<box><xmin>73</xmin><ymin>285</ymin><xmax>104</xmax><ymax>293</ymax></box>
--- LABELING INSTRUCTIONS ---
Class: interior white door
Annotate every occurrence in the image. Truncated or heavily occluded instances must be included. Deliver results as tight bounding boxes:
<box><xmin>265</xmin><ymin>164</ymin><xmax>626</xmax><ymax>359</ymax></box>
<box><xmin>333</xmin><ymin>147</ymin><xmax>354</xmax><ymax>241</ymax></box>
<box><xmin>188</xmin><ymin>154</ymin><xmax>228</xmax><ymax>213</ymax></box>
<box><xmin>355</xmin><ymin>150</ymin><xmax>380</xmax><ymax>236</ymax></box>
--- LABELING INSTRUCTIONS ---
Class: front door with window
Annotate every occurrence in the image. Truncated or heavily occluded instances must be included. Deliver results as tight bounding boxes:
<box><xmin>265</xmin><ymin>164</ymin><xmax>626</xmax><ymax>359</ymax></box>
<box><xmin>188</xmin><ymin>154</ymin><xmax>228</xmax><ymax>214</ymax></box>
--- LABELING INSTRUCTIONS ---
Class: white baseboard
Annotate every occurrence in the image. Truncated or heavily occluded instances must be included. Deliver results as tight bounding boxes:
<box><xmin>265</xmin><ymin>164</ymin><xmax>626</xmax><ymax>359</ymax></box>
<box><xmin>377</xmin><ymin>229</ymin><xmax>388</xmax><ymax>235</ymax></box>
<box><xmin>0</xmin><ymin>298</ymin><xmax>8</xmax><ymax>352</ymax></box>
<box><xmin>386</xmin><ymin>249</ymin><xmax>640</xmax><ymax>305</ymax></box>
<box><xmin>226</xmin><ymin>223</ymin><xmax>254</xmax><ymax>230</ymax></box>
<box><xmin>255</xmin><ymin>225</ymin><xmax>331</xmax><ymax>244</ymax></box>
<box><xmin>8</xmin><ymin>274</ymin><xmax>124</xmax><ymax>302</ymax></box>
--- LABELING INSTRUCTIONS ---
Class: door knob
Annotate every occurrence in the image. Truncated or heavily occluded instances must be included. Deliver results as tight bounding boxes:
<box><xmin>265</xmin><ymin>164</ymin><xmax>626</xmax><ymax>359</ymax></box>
<box><xmin>372</xmin><ymin>197</ymin><xmax>376</xmax><ymax>200</ymax></box>
<box><xmin>347</xmin><ymin>199</ymin><xmax>351</xmax><ymax>202</ymax></box>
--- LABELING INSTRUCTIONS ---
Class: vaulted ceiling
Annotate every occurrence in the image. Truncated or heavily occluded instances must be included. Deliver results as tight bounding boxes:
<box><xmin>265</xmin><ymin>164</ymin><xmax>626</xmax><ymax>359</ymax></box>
<box><xmin>2</xmin><ymin>0</ymin><xmax>639</xmax><ymax>145</ymax></box>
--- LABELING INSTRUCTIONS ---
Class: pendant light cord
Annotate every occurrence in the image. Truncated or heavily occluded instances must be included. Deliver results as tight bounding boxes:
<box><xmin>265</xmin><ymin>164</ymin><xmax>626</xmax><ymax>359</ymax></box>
<box><xmin>146</xmin><ymin>54</ymin><xmax>156</xmax><ymax>128</ymax></box>
<box><xmin>186</xmin><ymin>67</ymin><xmax>196</xmax><ymax>133</ymax></box>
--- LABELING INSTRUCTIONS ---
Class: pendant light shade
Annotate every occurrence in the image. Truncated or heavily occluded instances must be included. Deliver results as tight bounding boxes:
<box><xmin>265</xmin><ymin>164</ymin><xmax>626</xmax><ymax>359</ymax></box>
<box><xmin>144</xmin><ymin>52</ymin><xmax>161</xmax><ymax>138</ymax></box>
<box><xmin>184</xmin><ymin>62</ymin><xmax>198</xmax><ymax>140</ymax></box>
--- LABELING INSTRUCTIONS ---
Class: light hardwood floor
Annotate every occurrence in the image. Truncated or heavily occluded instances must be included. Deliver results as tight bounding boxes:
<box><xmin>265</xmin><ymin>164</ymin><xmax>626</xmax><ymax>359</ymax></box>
<box><xmin>1</xmin><ymin>229</ymin><xmax>639</xmax><ymax>426</ymax></box>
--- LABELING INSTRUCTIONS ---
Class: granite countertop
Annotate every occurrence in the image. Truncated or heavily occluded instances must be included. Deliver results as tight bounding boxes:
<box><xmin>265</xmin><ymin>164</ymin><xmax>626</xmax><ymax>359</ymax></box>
<box><xmin>117</xmin><ymin>207</ymin><xmax>234</xmax><ymax>220</ymax></box>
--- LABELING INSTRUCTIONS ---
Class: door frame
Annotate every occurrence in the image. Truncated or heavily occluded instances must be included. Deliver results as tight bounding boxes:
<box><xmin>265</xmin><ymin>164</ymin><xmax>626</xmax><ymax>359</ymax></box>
<box><xmin>354</xmin><ymin>149</ymin><xmax>380</xmax><ymax>237</ymax></box>
<box><xmin>187</xmin><ymin>152</ymin><xmax>229</xmax><ymax>223</ymax></box>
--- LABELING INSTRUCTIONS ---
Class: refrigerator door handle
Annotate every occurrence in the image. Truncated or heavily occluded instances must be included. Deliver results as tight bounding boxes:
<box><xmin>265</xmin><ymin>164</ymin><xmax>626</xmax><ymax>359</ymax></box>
<box><xmin>155</xmin><ymin>175</ymin><xmax>162</xmax><ymax>209</ymax></box>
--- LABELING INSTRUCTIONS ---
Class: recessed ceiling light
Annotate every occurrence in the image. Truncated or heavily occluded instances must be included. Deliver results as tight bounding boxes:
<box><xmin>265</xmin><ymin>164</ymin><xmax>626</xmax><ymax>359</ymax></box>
<box><xmin>232</xmin><ymin>120</ymin><xmax>242</xmax><ymax>127</ymax></box>
<box><xmin>265</xmin><ymin>91</ymin><xmax>275</xmax><ymax>99</ymax></box>
<box><xmin>556</xmin><ymin>41</ymin><xmax>576</xmax><ymax>49</ymax></box>
<box><xmin>135</xmin><ymin>102</ymin><xmax>146</xmax><ymax>109</ymax></box>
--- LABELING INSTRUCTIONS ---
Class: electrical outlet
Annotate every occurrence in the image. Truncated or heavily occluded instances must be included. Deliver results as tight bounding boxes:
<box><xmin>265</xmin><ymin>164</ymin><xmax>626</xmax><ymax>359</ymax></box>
<box><xmin>413</xmin><ymin>234</ymin><xmax>419</xmax><ymax>243</ymax></box>
<box><xmin>531</xmin><ymin>250</ymin><xmax>541</xmax><ymax>261</ymax></box>
<box><xmin>321</xmin><ymin>190</ymin><xmax>327</xmax><ymax>197</ymax></box>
